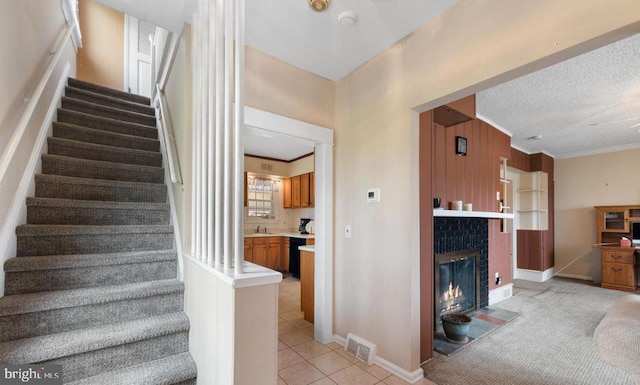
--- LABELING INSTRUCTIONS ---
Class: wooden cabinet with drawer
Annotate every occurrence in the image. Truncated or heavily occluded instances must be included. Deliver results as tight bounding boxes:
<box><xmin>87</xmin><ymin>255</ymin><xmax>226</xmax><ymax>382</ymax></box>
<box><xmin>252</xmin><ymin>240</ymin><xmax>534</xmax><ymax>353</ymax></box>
<box><xmin>600</xmin><ymin>247</ymin><xmax>636</xmax><ymax>292</ymax></box>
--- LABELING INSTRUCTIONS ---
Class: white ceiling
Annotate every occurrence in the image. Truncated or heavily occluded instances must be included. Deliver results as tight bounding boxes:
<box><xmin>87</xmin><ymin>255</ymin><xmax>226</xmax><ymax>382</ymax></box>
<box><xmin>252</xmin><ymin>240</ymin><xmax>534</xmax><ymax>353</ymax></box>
<box><xmin>244</xmin><ymin>126</ymin><xmax>315</xmax><ymax>161</ymax></box>
<box><xmin>476</xmin><ymin>33</ymin><xmax>640</xmax><ymax>159</ymax></box>
<box><xmin>245</xmin><ymin>0</ymin><xmax>458</xmax><ymax>81</ymax></box>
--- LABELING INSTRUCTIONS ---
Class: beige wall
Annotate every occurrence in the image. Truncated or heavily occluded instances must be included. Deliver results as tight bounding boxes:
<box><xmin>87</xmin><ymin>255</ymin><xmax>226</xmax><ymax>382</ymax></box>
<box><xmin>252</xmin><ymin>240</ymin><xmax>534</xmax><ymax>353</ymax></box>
<box><xmin>0</xmin><ymin>0</ymin><xmax>77</xmax><ymax>297</ymax></box>
<box><xmin>245</xmin><ymin>46</ymin><xmax>335</xmax><ymax>129</ymax></box>
<box><xmin>76</xmin><ymin>0</ymin><xmax>125</xmax><ymax>90</ymax></box>
<box><xmin>554</xmin><ymin>149</ymin><xmax>640</xmax><ymax>281</ymax></box>
<box><xmin>333</xmin><ymin>0</ymin><xmax>640</xmax><ymax>373</ymax></box>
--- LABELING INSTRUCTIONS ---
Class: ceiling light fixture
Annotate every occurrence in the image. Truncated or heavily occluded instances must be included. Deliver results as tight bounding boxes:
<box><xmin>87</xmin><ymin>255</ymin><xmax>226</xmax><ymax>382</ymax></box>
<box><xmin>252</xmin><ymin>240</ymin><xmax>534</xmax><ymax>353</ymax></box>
<box><xmin>338</xmin><ymin>11</ymin><xmax>357</xmax><ymax>28</ymax></box>
<box><xmin>309</xmin><ymin>0</ymin><xmax>330</xmax><ymax>12</ymax></box>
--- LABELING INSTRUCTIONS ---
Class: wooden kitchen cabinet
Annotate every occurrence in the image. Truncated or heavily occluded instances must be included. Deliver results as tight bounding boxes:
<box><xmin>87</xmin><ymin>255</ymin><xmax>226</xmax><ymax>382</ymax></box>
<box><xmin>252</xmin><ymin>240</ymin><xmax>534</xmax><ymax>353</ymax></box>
<box><xmin>283</xmin><ymin>172</ymin><xmax>315</xmax><ymax>209</ymax></box>
<box><xmin>284</xmin><ymin>238</ymin><xmax>290</xmax><ymax>272</ymax></box>
<box><xmin>600</xmin><ymin>247</ymin><xmax>636</xmax><ymax>292</ymax></box>
<box><xmin>268</xmin><ymin>237</ymin><xmax>282</xmax><ymax>271</ymax></box>
<box><xmin>301</xmin><ymin>173</ymin><xmax>310</xmax><ymax>207</ymax></box>
<box><xmin>252</xmin><ymin>238</ymin><xmax>268</xmax><ymax>267</ymax></box>
<box><xmin>300</xmin><ymin>250</ymin><xmax>314</xmax><ymax>323</ymax></box>
<box><xmin>244</xmin><ymin>238</ymin><xmax>253</xmax><ymax>263</ymax></box>
<box><xmin>283</xmin><ymin>177</ymin><xmax>292</xmax><ymax>208</ymax></box>
<box><xmin>292</xmin><ymin>175</ymin><xmax>301</xmax><ymax>207</ymax></box>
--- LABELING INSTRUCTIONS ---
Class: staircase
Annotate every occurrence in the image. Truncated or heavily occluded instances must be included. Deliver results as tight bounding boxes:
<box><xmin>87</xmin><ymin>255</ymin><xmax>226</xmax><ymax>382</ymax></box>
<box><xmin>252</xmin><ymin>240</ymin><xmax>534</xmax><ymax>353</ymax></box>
<box><xmin>0</xmin><ymin>78</ymin><xmax>197</xmax><ymax>384</ymax></box>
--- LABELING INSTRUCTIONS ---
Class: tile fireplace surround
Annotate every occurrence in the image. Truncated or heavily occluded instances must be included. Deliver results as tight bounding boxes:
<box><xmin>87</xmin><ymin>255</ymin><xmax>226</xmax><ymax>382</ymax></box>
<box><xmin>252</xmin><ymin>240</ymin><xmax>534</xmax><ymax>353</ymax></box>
<box><xmin>434</xmin><ymin>217</ymin><xmax>489</xmax><ymax>311</ymax></box>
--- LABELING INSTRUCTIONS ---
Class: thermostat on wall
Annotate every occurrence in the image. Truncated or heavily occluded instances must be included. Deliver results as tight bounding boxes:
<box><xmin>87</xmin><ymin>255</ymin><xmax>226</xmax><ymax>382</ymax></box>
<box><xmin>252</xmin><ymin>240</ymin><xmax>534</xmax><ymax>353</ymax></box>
<box><xmin>367</xmin><ymin>188</ymin><xmax>380</xmax><ymax>203</ymax></box>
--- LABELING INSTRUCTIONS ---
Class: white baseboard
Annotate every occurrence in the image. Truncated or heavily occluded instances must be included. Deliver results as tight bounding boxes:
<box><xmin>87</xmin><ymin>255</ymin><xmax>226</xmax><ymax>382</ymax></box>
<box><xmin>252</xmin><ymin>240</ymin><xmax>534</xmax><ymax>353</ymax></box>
<box><xmin>333</xmin><ymin>334</ymin><xmax>425</xmax><ymax>384</ymax></box>
<box><xmin>514</xmin><ymin>267</ymin><xmax>554</xmax><ymax>282</ymax></box>
<box><xmin>554</xmin><ymin>273</ymin><xmax>593</xmax><ymax>281</ymax></box>
<box><xmin>489</xmin><ymin>283</ymin><xmax>513</xmax><ymax>305</ymax></box>
<box><xmin>0</xmin><ymin>63</ymin><xmax>70</xmax><ymax>298</ymax></box>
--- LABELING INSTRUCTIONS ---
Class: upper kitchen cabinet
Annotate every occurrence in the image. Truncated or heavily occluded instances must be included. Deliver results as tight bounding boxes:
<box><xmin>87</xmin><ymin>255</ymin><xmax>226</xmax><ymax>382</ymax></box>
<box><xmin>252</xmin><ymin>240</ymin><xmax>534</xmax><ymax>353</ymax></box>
<box><xmin>283</xmin><ymin>172</ymin><xmax>314</xmax><ymax>209</ymax></box>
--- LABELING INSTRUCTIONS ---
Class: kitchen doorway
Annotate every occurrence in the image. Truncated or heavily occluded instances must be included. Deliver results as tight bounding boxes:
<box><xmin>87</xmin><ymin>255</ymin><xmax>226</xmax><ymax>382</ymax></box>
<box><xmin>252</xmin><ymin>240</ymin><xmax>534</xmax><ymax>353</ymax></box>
<box><xmin>245</xmin><ymin>106</ymin><xmax>334</xmax><ymax>344</ymax></box>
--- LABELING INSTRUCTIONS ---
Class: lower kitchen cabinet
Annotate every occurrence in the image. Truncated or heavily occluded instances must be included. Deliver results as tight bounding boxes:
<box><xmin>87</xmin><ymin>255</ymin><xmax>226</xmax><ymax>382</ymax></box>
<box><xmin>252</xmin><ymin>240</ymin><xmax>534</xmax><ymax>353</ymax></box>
<box><xmin>252</xmin><ymin>238</ymin><xmax>268</xmax><ymax>267</ymax></box>
<box><xmin>300</xmin><ymin>249</ymin><xmax>314</xmax><ymax>323</ymax></box>
<box><xmin>244</xmin><ymin>238</ymin><xmax>253</xmax><ymax>263</ymax></box>
<box><xmin>268</xmin><ymin>237</ymin><xmax>282</xmax><ymax>271</ymax></box>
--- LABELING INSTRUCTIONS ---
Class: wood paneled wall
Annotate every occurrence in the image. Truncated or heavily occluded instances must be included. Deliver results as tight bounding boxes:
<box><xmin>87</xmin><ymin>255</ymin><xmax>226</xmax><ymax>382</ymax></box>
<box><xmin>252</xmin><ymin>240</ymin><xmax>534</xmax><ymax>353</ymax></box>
<box><xmin>432</xmin><ymin>119</ymin><xmax>510</xmax><ymax>211</ymax></box>
<box><xmin>510</xmin><ymin>147</ymin><xmax>531</xmax><ymax>172</ymax></box>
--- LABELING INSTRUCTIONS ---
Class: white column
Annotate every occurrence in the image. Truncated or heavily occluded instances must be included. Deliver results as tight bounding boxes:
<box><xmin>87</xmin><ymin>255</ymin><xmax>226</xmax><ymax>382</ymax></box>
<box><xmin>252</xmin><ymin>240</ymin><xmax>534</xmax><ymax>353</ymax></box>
<box><xmin>215</xmin><ymin>0</ymin><xmax>225</xmax><ymax>268</ymax></box>
<box><xmin>200</xmin><ymin>0</ymin><xmax>210</xmax><ymax>263</ymax></box>
<box><xmin>223</xmin><ymin>0</ymin><xmax>234</xmax><ymax>268</ymax></box>
<box><xmin>233</xmin><ymin>0</ymin><xmax>245</xmax><ymax>274</ymax></box>
<box><xmin>193</xmin><ymin>0</ymin><xmax>202</xmax><ymax>260</ymax></box>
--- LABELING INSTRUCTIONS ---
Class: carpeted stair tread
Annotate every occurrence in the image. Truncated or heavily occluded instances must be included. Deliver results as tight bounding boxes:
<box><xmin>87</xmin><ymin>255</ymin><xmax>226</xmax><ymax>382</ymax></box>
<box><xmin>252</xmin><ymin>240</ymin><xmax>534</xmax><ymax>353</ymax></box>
<box><xmin>68</xmin><ymin>78</ymin><xmax>150</xmax><ymax>105</ymax></box>
<box><xmin>57</xmin><ymin>109</ymin><xmax>157</xmax><ymax>139</ymax></box>
<box><xmin>42</xmin><ymin>154</ymin><xmax>164</xmax><ymax>184</ymax></box>
<box><xmin>5</xmin><ymin>249</ymin><xmax>176</xmax><ymax>273</ymax></box>
<box><xmin>65</xmin><ymin>86</ymin><xmax>155</xmax><ymax>116</ymax></box>
<box><xmin>16</xmin><ymin>224</ymin><xmax>173</xmax><ymax>237</ymax></box>
<box><xmin>34</xmin><ymin>174</ymin><xmax>167</xmax><ymax>203</ymax></box>
<box><xmin>53</xmin><ymin>122</ymin><xmax>160</xmax><ymax>152</ymax></box>
<box><xmin>47</xmin><ymin>137</ymin><xmax>162</xmax><ymax>167</ymax></box>
<box><xmin>16</xmin><ymin>224</ymin><xmax>174</xmax><ymax>257</ymax></box>
<box><xmin>4</xmin><ymin>250</ymin><xmax>177</xmax><ymax>294</ymax></box>
<box><xmin>62</xmin><ymin>97</ymin><xmax>156</xmax><ymax>127</ymax></box>
<box><xmin>26</xmin><ymin>197</ymin><xmax>169</xmax><ymax>225</ymax></box>
<box><xmin>66</xmin><ymin>352</ymin><xmax>197</xmax><ymax>385</ymax></box>
<box><xmin>0</xmin><ymin>312</ymin><xmax>189</xmax><ymax>364</ymax></box>
<box><xmin>0</xmin><ymin>279</ymin><xmax>183</xmax><ymax>317</ymax></box>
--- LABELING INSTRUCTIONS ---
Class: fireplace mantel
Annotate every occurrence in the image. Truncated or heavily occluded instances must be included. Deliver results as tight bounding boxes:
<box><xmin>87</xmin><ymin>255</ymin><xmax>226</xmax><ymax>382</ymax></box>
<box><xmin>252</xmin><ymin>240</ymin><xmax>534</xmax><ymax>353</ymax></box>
<box><xmin>433</xmin><ymin>209</ymin><xmax>514</xmax><ymax>219</ymax></box>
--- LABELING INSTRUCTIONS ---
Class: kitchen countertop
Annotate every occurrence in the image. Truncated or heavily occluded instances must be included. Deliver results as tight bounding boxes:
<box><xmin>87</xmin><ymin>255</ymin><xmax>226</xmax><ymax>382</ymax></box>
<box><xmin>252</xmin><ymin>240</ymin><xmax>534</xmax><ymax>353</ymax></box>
<box><xmin>299</xmin><ymin>245</ymin><xmax>315</xmax><ymax>252</ymax></box>
<box><xmin>244</xmin><ymin>232</ymin><xmax>315</xmax><ymax>239</ymax></box>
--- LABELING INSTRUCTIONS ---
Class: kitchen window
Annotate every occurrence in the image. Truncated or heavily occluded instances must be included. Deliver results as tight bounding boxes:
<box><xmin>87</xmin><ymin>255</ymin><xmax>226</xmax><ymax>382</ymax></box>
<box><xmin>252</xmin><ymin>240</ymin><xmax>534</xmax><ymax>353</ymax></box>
<box><xmin>247</xmin><ymin>176</ymin><xmax>276</xmax><ymax>218</ymax></box>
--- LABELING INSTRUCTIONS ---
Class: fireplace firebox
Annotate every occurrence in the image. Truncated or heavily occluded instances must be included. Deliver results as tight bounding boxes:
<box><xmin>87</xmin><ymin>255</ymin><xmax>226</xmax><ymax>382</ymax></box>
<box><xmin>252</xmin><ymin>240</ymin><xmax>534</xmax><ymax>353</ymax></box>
<box><xmin>435</xmin><ymin>250</ymin><xmax>480</xmax><ymax>320</ymax></box>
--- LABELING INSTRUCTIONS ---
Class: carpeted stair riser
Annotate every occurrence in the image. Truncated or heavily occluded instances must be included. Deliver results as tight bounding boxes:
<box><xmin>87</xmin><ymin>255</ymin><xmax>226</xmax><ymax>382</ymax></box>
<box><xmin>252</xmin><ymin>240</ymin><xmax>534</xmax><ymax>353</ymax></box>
<box><xmin>42</xmin><ymin>155</ymin><xmax>164</xmax><ymax>184</ymax></box>
<box><xmin>5</xmin><ymin>261</ymin><xmax>176</xmax><ymax>295</ymax></box>
<box><xmin>35</xmin><ymin>174</ymin><xmax>167</xmax><ymax>203</ymax></box>
<box><xmin>47</xmin><ymin>137</ymin><xmax>163</xmax><ymax>168</ymax></box>
<box><xmin>65</xmin><ymin>86</ymin><xmax>155</xmax><ymax>116</ymax></box>
<box><xmin>62</xmin><ymin>97</ymin><xmax>156</xmax><ymax>127</ymax></box>
<box><xmin>27</xmin><ymin>198</ymin><xmax>169</xmax><ymax>226</ymax></box>
<box><xmin>53</xmin><ymin>122</ymin><xmax>160</xmax><ymax>152</ymax></box>
<box><xmin>0</xmin><ymin>290</ymin><xmax>183</xmax><ymax>342</ymax></box>
<box><xmin>68</xmin><ymin>77</ymin><xmax>150</xmax><ymax>106</ymax></box>
<box><xmin>16</xmin><ymin>225</ymin><xmax>173</xmax><ymax>257</ymax></box>
<box><xmin>67</xmin><ymin>353</ymin><xmax>197</xmax><ymax>385</ymax></box>
<box><xmin>57</xmin><ymin>109</ymin><xmax>157</xmax><ymax>139</ymax></box>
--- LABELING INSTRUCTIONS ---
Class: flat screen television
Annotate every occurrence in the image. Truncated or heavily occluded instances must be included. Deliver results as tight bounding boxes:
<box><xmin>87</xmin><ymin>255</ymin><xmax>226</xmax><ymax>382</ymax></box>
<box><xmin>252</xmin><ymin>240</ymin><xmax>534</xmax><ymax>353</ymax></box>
<box><xmin>633</xmin><ymin>222</ymin><xmax>640</xmax><ymax>244</ymax></box>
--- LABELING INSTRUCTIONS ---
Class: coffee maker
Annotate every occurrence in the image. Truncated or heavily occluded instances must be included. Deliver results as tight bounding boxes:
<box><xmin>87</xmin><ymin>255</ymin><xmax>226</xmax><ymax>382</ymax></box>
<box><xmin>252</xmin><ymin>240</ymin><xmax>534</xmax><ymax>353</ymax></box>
<box><xmin>299</xmin><ymin>218</ymin><xmax>311</xmax><ymax>234</ymax></box>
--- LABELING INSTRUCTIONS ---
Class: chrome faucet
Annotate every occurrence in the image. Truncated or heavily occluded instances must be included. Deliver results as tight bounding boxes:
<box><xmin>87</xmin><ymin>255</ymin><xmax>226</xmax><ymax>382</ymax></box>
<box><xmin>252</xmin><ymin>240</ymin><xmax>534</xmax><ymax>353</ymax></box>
<box><xmin>256</xmin><ymin>225</ymin><xmax>261</xmax><ymax>233</ymax></box>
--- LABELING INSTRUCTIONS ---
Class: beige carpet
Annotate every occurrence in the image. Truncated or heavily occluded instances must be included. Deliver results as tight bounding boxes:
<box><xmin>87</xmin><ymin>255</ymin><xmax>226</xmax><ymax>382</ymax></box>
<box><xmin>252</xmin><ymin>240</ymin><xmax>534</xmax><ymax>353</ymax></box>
<box><xmin>422</xmin><ymin>278</ymin><xmax>635</xmax><ymax>385</ymax></box>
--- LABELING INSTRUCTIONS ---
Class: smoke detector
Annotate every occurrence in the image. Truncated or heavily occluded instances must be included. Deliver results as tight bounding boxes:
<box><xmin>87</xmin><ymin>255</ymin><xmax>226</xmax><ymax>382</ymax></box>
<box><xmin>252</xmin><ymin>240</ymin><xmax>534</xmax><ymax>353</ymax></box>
<box><xmin>338</xmin><ymin>11</ymin><xmax>357</xmax><ymax>28</ymax></box>
<box><xmin>309</xmin><ymin>0</ymin><xmax>330</xmax><ymax>12</ymax></box>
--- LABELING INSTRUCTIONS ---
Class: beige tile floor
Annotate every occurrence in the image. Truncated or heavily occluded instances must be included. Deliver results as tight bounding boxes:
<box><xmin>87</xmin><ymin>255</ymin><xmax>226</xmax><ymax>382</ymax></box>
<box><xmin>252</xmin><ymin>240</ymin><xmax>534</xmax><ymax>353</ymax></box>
<box><xmin>278</xmin><ymin>277</ymin><xmax>437</xmax><ymax>385</ymax></box>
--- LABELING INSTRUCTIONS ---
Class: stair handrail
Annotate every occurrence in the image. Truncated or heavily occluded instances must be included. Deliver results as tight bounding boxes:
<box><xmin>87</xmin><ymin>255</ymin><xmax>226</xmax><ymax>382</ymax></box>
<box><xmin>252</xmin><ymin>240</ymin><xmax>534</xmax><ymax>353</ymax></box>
<box><xmin>0</xmin><ymin>23</ymin><xmax>74</xmax><ymax>190</ymax></box>
<box><xmin>156</xmin><ymin>84</ymin><xmax>183</xmax><ymax>186</ymax></box>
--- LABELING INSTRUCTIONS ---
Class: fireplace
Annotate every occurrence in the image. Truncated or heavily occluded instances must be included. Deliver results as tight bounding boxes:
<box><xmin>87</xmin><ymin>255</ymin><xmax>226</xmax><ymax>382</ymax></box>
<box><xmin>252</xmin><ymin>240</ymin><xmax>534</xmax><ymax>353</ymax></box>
<box><xmin>435</xmin><ymin>250</ymin><xmax>480</xmax><ymax>317</ymax></box>
<box><xmin>434</xmin><ymin>217</ymin><xmax>489</xmax><ymax>327</ymax></box>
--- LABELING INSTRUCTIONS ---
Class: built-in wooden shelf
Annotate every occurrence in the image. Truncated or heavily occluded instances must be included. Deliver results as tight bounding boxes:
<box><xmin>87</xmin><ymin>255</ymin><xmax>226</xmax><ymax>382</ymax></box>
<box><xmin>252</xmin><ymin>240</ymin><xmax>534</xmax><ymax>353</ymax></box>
<box><xmin>433</xmin><ymin>209</ymin><xmax>514</xmax><ymax>219</ymax></box>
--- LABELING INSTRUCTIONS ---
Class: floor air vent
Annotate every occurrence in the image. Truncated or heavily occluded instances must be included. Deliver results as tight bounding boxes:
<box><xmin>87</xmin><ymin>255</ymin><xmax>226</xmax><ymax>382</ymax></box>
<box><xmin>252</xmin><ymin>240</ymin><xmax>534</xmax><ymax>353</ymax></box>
<box><xmin>345</xmin><ymin>333</ymin><xmax>377</xmax><ymax>365</ymax></box>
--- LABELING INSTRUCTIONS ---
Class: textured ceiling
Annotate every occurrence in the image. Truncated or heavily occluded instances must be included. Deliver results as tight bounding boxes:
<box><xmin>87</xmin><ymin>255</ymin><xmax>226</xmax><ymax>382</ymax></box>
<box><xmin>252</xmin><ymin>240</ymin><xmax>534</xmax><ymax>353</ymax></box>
<box><xmin>477</xmin><ymin>33</ymin><xmax>640</xmax><ymax>159</ymax></box>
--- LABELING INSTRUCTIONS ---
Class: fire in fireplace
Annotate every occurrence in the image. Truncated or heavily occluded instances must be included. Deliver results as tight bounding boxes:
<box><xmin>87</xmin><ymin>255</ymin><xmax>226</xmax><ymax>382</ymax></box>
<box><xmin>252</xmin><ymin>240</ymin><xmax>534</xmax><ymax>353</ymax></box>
<box><xmin>435</xmin><ymin>250</ymin><xmax>480</xmax><ymax>321</ymax></box>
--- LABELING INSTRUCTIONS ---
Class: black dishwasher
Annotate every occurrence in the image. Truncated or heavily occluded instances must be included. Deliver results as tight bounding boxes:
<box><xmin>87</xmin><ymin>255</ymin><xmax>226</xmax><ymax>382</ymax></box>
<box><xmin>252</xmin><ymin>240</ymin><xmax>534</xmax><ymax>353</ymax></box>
<box><xmin>289</xmin><ymin>237</ymin><xmax>306</xmax><ymax>279</ymax></box>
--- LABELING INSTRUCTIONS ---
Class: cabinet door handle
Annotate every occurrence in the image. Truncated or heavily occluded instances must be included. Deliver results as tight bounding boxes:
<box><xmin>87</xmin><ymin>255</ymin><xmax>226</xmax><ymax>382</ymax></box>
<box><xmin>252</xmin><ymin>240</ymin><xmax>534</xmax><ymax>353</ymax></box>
<box><xmin>611</xmin><ymin>255</ymin><xmax>622</xmax><ymax>259</ymax></box>
<box><xmin>611</xmin><ymin>267</ymin><xmax>623</xmax><ymax>272</ymax></box>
